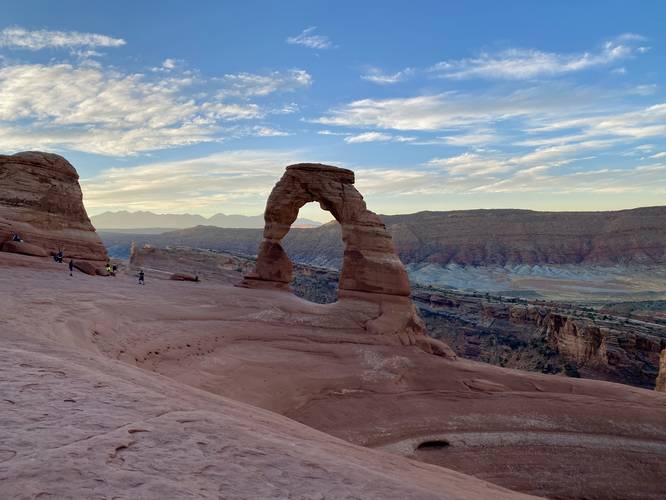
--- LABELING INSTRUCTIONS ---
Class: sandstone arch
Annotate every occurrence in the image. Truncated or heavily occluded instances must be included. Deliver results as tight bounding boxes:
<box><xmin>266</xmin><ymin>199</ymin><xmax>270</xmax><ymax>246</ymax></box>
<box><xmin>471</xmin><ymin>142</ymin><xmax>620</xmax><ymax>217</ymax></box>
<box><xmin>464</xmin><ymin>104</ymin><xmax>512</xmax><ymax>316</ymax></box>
<box><xmin>243</xmin><ymin>163</ymin><xmax>455</xmax><ymax>358</ymax></box>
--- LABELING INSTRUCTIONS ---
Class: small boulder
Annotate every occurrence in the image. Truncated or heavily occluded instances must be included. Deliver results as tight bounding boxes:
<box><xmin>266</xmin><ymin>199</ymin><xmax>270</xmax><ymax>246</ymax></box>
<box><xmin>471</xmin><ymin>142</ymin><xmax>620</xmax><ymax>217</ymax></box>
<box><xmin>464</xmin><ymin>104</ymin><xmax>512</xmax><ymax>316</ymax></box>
<box><xmin>170</xmin><ymin>273</ymin><xmax>199</xmax><ymax>282</ymax></box>
<box><xmin>72</xmin><ymin>261</ymin><xmax>101</xmax><ymax>276</ymax></box>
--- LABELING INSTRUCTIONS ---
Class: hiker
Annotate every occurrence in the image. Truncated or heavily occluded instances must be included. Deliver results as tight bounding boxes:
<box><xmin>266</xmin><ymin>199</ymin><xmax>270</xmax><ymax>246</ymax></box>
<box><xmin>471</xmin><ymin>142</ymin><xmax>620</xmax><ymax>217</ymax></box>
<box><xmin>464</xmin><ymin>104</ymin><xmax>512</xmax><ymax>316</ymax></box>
<box><xmin>69</xmin><ymin>259</ymin><xmax>74</xmax><ymax>277</ymax></box>
<box><xmin>56</xmin><ymin>250</ymin><xmax>64</xmax><ymax>263</ymax></box>
<box><xmin>105</xmin><ymin>262</ymin><xmax>112</xmax><ymax>275</ymax></box>
<box><xmin>138</xmin><ymin>269</ymin><xmax>145</xmax><ymax>285</ymax></box>
<box><xmin>11</xmin><ymin>232</ymin><xmax>22</xmax><ymax>242</ymax></box>
<box><xmin>112</xmin><ymin>264</ymin><xmax>118</xmax><ymax>275</ymax></box>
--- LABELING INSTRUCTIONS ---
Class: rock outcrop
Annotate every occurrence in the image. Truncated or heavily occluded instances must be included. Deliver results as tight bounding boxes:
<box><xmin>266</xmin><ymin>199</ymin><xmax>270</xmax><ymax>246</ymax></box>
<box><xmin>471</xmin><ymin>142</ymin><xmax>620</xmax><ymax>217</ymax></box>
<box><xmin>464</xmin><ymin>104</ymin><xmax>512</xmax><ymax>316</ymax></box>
<box><xmin>0</xmin><ymin>151</ymin><xmax>107</xmax><ymax>263</ymax></box>
<box><xmin>243</xmin><ymin>163</ymin><xmax>453</xmax><ymax>357</ymax></box>
<box><xmin>657</xmin><ymin>349</ymin><xmax>666</xmax><ymax>392</ymax></box>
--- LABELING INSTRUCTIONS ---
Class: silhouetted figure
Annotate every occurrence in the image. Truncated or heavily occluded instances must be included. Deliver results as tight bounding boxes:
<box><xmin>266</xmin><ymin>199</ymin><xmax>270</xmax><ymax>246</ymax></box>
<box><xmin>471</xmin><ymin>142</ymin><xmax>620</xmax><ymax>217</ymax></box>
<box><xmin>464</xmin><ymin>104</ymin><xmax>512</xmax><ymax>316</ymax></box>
<box><xmin>138</xmin><ymin>270</ymin><xmax>145</xmax><ymax>285</ymax></box>
<box><xmin>11</xmin><ymin>232</ymin><xmax>22</xmax><ymax>242</ymax></box>
<box><xmin>56</xmin><ymin>250</ymin><xmax>64</xmax><ymax>263</ymax></box>
<box><xmin>69</xmin><ymin>259</ymin><xmax>74</xmax><ymax>277</ymax></box>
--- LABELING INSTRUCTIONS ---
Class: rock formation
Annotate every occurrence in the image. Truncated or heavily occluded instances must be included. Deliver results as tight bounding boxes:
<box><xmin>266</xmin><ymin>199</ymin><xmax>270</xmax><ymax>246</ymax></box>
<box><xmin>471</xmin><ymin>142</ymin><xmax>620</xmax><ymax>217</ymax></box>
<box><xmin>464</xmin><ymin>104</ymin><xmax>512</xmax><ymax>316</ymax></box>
<box><xmin>243</xmin><ymin>163</ymin><xmax>453</xmax><ymax>357</ymax></box>
<box><xmin>415</xmin><ymin>289</ymin><xmax>666</xmax><ymax>388</ymax></box>
<box><xmin>657</xmin><ymin>349</ymin><xmax>666</xmax><ymax>392</ymax></box>
<box><xmin>0</xmin><ymin>151</ymin><xmax>107</xmax><ymax>263</ymax></box>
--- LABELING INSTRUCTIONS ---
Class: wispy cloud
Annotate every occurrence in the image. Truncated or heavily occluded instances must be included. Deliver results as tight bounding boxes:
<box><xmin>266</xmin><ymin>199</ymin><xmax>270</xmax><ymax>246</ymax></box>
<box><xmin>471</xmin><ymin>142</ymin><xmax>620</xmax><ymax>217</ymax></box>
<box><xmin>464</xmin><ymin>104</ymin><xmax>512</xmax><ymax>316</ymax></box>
<box><xmin>220</xmin><ymin>69</ymin><xmax>312</xmax><ymax>97</ymax></box>
<box><xmin>286</xmin><ymin>27</ymin><xmax>332</xmax><ymax>49</ymax></box>
<box><xmin>361</xmin><ymin>67</ymin><xmax>414</xmax><ymax>84</ymax></box>
<box><xmin>429</xmin><ymin>34</ymin><xmax>647</xmax><ymax>80</ymax></box>
<box><xmin>0</xmin><ymin>61</ymin><xmax>303</xmax><ymax>155</ymax></box>
<box><xmin>82</xmin><ymin>150</ymin><xmax>303</xmax><ymax>214</ymax></box>
<box><xmin>427</xmin><ymin>152</ymin><xmax>511</xmax><ymax>176</ymax></box>
<box><xmin>344</xmin><ymin>131</ymin><xmax>414</xmax><ymax>143</ymax></box>
<box><xmin>316</xmin><ymin>85</ymin><xmax>606</xmax><ymax>131</ymax></box>
<box><xmin>0</xmin><ymin>26</ymin><xmax>125</xmax><ymax>50</ymax></box>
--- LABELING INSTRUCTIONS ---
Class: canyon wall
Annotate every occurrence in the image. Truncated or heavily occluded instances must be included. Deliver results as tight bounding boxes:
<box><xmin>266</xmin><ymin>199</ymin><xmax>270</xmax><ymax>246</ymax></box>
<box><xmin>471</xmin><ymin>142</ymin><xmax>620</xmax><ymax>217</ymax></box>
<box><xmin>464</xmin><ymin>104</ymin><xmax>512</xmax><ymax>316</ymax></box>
<box><xmin>102</xmin><ymin>206</ymin><xmax>666</xmax><ymax>267</ymax></box>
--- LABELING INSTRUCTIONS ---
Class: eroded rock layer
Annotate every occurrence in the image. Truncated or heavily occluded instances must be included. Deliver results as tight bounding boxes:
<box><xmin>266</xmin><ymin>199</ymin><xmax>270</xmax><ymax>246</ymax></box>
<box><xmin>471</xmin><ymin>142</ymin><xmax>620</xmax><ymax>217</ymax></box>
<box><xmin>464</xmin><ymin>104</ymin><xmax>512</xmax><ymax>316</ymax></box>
<box><xmin>0</xmin><ymin>151</ymin><xmax>107</xmax><ymax>262</ymax></box>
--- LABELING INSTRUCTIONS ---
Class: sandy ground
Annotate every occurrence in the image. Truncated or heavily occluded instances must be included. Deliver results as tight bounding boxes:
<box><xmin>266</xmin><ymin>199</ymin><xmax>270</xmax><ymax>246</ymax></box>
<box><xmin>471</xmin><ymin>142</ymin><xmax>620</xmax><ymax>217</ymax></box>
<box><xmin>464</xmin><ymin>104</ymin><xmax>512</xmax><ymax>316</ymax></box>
<box><xmin>2</xmin><ymin>252</ymin><xmax>666</xmax><ymax>499</ymax></box>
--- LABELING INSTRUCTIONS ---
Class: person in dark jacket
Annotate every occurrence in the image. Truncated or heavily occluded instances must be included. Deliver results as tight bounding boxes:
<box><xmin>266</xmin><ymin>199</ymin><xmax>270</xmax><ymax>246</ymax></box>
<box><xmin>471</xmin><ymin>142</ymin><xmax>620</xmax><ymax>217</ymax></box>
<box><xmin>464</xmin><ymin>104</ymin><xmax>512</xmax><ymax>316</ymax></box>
<box><xmin>69</xmin><ymin>259</ymin><xmax>74</xmax><ymax>277</ymax></box>
<box><xmin>138</xmin><ymin>269</ymin><xmax>145</xmax><ymax>285</ymax></box>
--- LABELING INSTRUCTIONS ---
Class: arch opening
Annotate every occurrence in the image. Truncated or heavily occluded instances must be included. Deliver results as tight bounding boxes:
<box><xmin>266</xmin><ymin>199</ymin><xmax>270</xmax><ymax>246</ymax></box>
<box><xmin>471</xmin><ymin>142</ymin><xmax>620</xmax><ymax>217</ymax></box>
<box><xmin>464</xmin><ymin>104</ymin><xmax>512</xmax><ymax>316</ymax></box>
<box><xmin>283</xmin><ymin>201</ymin><xmax>341</xmax><ymax>304</ymax></box>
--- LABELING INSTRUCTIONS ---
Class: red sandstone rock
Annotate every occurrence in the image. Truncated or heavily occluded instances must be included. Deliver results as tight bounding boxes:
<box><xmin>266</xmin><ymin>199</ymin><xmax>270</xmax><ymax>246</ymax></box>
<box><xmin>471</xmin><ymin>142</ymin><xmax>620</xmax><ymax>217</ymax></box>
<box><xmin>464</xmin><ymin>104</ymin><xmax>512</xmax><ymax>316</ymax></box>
<box><xmin>0</xmin><ymin>151</ymin><xmax>107</xmax><ymax>263</ymax></box>
<box><xmin>657</xmin><ymin>349</ymin><xmax>666</xmax><ymax>392</ymax></box>
<box><xmin>170</xmin><ymin>272</ymin><xmax>199</xmax><ymax>282</ymax></box>
<box><xmin>72</xmin><ymin>260</ymin><xmax>101</xmax><ymax>276</ymax></box>
<box><xmin>242</xmin><ymin>163</ymin><xmax>452</xmax><ymax>357</ymax></box>
<box><xmin>0</xmin><ymin>239</ymin><xmax>48</xmax><ymax>257</ymax></box>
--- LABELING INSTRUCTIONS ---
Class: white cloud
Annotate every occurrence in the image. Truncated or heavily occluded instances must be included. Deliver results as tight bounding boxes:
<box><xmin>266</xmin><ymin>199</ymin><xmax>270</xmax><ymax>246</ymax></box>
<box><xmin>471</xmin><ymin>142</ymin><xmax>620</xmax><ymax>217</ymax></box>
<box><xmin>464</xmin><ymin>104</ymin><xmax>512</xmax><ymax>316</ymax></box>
<box><xmin>221</xmin><ymin>69</ymin><xmax>312</xmax><ymax>97</ymax></box>
<box><xmin>440</xmin><ymin>130</ymin><xmax>499</xmax><ymax>146</ymax></box>
<box><xmin>286</xmin><ymin>27</ymin><xmax>332</xmax><ymax>49</ymax></box>
<box><xmin>345</xmin><ymin>131</ymin><xmax>393</xmax><ymax>143</ymax></box>
<box><xmin>427</xmin><ymin>153</ymin><xmax>511</xmax><ymax>176</ymax></box>
<box><xmin>82</xmin><ymin>150</ymin><xmax>303</xmax><ymax>214</ymax></box>
<box><xmin>344</xmin><ymin>131</ymin><xmax>414</xmax><ymax>143</ymax></box>
<box><xmin>361</xmin><ymin>67</ymin><xmax>414</xmax><ymax>84</ymax></box>
<box><xmin>0</xmin><ymin>26</ymin><xmax>125</xmax><ymax>50</ymax></box>
<box><xmin>429</xmin><ymin>35</ymin><xmax>645</xmax><ymax>80</ymax></box>
<box><xmin>316</xmin><ymin>86</ymin><xmax>603</xmax><ymax>131</ymax></box>
<box><xmin>650</xmin><ymin>152</ymin><xmax>666</xmax><ymax>159</ymax></box>
<box><xmin>317</xmin><ymin>129</ymin><xmax>348</xmax><ymax>136</ymax></box>
<box><xmin>0</xmin><ymin>62</ymin><xmax>267</xmax><ymax>155</ymax></box>
<box><xmin>252</xmin><ymin>126</ymin><xmax>289</xmax><ymax>137</ymax></box>
<box><xmin>631</xmin><ymin>84</ymin><xmax>657</xmax><ymax>95</ymax></box>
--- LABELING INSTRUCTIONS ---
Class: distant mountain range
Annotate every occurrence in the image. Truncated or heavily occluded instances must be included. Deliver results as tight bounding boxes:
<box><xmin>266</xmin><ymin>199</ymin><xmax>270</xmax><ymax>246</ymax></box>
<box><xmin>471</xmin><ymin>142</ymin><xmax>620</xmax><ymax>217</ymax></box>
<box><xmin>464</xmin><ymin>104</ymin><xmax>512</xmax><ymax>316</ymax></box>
<box><xmin>100</xmin><ymin>206</ymin><xmax>666</xmax><ymax>267</ymax></box>
<box><xmin>91</xmin><ymin>210</ymin><xmax>321</xmax><ymax>230</ymax></box>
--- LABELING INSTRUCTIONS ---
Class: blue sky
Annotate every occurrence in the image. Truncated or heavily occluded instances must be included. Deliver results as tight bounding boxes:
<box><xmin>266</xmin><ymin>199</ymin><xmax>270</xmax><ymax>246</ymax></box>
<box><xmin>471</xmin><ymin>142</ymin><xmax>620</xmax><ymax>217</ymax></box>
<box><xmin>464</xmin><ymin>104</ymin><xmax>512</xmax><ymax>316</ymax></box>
<box><xmin>0</xmin><ymin>0</ymin><xmax>665</xmax><ymax>221</ymax></box>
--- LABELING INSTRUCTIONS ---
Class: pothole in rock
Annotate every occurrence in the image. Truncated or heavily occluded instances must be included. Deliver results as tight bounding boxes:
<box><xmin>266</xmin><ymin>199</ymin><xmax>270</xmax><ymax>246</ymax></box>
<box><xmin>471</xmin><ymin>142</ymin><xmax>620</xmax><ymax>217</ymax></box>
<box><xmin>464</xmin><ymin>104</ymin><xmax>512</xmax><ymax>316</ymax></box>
<box><xmin>416</xmin><ymin>439</ymin><xmax>451</xmax><ymax>451</ymax></box>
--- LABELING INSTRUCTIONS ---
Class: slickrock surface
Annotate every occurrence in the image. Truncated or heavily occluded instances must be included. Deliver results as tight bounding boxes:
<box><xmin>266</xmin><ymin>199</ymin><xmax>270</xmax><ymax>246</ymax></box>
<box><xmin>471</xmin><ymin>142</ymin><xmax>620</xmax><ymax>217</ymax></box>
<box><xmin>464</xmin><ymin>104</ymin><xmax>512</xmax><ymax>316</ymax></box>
<box><xmin>131</xmin><ymin>245</ymin><xmax>666</xmax><ymax>389</ymax></box>
<box><xmin>243</xmin><ymin>163</ymin><xmax>450</xmax><ymax>356</ymax></box>
<box><xmin>0</xmin><ymin>253</ymin><xmax>535</xmax><ymax>500</ymax></box>
<box><xmin>0</xmin><ymin>151</ymin><xmax>107</xmax><ymax>262</ymax></box>
<box><xmin>4</xmin><ymin>252</ymin><xmax>665</xmax><ymax>500</ymax></box>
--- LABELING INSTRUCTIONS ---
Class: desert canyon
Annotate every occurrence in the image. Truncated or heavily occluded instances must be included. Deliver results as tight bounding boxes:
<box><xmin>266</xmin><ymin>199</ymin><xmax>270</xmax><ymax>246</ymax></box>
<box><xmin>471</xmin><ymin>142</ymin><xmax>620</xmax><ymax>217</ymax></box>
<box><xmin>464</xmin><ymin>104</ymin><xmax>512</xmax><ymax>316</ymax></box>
<box><xmin>1</xmin><ymin>152</ymin><xmax>666</xmax><ymax>500</ymax></box>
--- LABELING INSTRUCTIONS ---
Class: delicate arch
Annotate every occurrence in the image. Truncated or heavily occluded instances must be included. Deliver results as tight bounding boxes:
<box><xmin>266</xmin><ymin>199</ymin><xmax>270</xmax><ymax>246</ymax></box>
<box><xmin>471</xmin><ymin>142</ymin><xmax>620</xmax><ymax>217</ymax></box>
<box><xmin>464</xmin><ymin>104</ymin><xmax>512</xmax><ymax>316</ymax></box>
<box><xmin>243</xmin><ymin>163</ymin><xmax>410</xmax><ymax>297</ymax></box>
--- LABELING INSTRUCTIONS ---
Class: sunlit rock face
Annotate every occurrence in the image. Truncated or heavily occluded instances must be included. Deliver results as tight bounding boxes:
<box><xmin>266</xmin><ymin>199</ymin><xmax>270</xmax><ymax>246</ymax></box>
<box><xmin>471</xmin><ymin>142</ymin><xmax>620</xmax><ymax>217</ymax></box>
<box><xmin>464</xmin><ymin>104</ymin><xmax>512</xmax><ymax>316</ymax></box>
<box><xmin>0</xmin><ymin>151</ymin><xmax>107</xmax><ymax>262</ymax></box>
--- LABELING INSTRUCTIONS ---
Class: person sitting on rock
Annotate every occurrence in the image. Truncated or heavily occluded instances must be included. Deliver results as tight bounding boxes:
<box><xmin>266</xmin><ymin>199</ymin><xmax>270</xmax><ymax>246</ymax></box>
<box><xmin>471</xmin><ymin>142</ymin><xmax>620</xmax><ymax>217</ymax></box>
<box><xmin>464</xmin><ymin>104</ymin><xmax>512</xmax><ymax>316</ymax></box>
<box><xmin>138</xmin><ymin>269</ymin><xmax>145</xmax><ymax>285</ymax></box>
<box><xmin>56</xmin><ymin>250</ymin><xmax>64</xmax><ymax>263</ymax></box>
<box><xmin>69</xmin><ymin>259</ymin><xmax>74</xmax><ymax>277</ymax></box>
<box><xmin>106</xmin><ymin>262</ymin><xmax>112</xmax><ymax>275</ymax></box>
<box><xmin>11</xmin><ymin>232</ymin><xmax>22</xmax><ymax>242</ymax></box>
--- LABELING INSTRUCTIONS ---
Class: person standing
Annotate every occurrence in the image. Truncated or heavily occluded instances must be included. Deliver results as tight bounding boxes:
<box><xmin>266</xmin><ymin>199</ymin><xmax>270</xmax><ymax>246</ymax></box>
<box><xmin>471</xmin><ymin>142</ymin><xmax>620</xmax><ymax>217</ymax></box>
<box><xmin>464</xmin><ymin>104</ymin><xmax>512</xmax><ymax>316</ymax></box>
<box><xmin>138</xmin><ymin>269</ymin><xmax>145</xmax><ymax>285</ymax></box>
<box><xmin>69</xmin><ymin>259</ymin><xmax>74</xmax><ymax>277</ymax></box>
